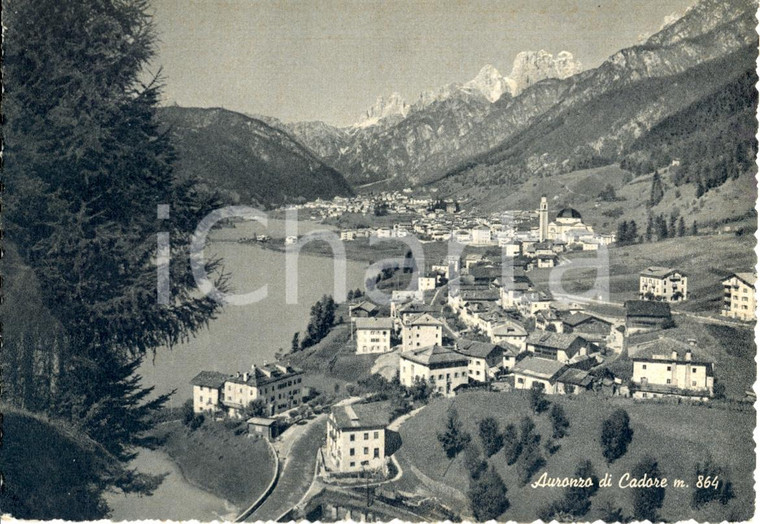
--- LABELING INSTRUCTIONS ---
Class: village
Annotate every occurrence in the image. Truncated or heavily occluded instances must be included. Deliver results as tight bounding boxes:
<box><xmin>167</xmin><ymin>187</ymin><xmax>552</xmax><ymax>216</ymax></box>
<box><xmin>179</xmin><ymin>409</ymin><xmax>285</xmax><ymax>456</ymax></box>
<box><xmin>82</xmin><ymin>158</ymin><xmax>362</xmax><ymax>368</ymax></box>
<box><xmin>188</xmin><ymin>195</ymin><xmax>756</xmax><ymax>522</ymax></box>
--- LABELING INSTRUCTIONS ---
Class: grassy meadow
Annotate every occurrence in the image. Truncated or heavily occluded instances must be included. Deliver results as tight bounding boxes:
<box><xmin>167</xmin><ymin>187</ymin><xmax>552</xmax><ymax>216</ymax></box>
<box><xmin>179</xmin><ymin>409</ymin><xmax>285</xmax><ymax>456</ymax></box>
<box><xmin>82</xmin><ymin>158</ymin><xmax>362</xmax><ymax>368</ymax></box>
<box><xmin>395</xmin><ymin>391</ymin><xmax>755</xmax><ymax>522</ymax></box>
<box><xmin>529</xmin><ymin>233</ymin><xmax>756</xmax><ymax>313</ymax></box>
<box><xmin>152</xmin><ymin>420</ymin><xmax>276</xmax><ymax>508</ymax></box>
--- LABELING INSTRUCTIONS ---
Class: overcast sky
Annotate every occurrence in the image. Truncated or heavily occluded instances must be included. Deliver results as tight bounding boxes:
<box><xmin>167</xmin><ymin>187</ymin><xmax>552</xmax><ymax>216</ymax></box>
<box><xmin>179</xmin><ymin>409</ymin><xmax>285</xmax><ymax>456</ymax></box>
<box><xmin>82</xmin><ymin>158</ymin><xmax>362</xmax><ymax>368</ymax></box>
<box><xmin>149</xmin><ymin>0</ymin><xmax>697</xmax><ymax>126</ymax></box>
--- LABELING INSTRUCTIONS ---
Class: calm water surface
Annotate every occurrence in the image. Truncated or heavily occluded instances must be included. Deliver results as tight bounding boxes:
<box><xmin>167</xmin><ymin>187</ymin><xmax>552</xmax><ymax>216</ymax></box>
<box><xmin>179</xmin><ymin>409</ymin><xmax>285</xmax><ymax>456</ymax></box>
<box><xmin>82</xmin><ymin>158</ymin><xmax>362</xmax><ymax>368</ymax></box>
<box><xmin>139</xmin><ymin>218</ymin><xmax>369</xmax><ymax>402</ymax></box>
<box><xmin>105</xmin><ymin>447</ymin><xmax>239</xmax><ymax>521</ymax></box>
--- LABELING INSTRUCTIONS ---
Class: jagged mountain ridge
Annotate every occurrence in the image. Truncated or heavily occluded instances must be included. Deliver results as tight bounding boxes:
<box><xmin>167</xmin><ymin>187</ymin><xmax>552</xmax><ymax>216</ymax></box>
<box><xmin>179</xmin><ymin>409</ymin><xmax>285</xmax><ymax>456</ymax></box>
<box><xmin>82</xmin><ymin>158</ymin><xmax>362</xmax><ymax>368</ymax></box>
<box><xmin>157</xmin><ymin>106</ymin><xmax>354</xmax><ymax>207</ymax></box>
<box><xmin>285</xmin><ymin>0</ymin><xmax>756</xmax><ymax>190</ymax></box>
<box><xmin>429</xmin><ymin>0</ymin><xmax>757</xmax><ymax>200</ymax></box>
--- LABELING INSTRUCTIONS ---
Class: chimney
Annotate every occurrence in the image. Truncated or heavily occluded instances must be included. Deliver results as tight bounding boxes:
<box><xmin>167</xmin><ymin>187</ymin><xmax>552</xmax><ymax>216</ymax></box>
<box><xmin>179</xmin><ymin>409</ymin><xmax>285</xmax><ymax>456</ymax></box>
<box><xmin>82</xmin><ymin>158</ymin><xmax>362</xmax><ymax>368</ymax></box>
<box><xmin>243</xmin><ymin>372</ymin><xmax>249</xmax><ymax>382</ymax></box>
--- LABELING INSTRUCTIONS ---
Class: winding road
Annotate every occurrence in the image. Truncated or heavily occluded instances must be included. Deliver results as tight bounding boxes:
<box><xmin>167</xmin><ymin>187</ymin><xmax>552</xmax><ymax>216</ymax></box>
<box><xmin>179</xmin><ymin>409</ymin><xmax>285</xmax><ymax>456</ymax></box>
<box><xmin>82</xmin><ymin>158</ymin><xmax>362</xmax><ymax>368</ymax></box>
<box><xmin>247</xmin><ymin>415</ymin><xmax>327</xmax><ymax>522</ymax></box>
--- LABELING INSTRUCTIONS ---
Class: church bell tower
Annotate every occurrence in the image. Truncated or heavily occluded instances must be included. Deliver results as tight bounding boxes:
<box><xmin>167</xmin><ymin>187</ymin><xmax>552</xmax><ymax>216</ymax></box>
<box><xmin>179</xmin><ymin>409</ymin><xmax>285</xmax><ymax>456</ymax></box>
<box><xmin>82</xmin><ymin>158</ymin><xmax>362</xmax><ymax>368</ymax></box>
<box><xmin>539</xmin><ymin>195</ymin><xmax>549</xmax><ymax>242</ymax></box>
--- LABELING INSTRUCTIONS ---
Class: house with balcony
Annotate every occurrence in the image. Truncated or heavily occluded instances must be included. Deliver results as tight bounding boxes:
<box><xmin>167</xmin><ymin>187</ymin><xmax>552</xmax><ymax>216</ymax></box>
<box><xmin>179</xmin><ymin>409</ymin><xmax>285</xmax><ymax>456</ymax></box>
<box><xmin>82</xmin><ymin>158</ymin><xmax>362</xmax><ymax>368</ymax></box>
<box><xmin>721</xmin><ymin>272</ymin><xmax>756</xmax><ymax>321</ymax></box>
<box><xmin>629</xmin><ymin>337</ymin><xmax>715</xmax><ymax>400</ymax></box>
<box><xmin>525</xmin><ymin>331</ymin><xmax>594</xmax><ymax>363</ymax></box>
<box><xmin>511</xmin><ymin>357</ymin><xmax>593</xmax><ymax>395</ymax></box>
<box><xmin>639</xmin><ymin>267</ymin><xmax>688</xmax><ymax>302</ymax></box>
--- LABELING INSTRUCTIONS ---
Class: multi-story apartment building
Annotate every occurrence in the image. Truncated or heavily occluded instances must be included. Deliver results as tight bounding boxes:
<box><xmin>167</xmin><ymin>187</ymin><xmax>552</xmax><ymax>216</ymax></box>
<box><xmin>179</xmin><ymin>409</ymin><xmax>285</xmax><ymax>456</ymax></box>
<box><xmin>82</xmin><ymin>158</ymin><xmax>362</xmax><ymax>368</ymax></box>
<box><xmin>402</xmin><ymin>313</ymin><xmax>443</xmax><ymax>351</ymax></box>
<box><xmin>630</xmin><ymin>338</ymin><xmax>714</xmax><ymax>400</ymax></box>
<box><xmin>211</xmin><ymin>364</ymin><xmax>304</xmax><ymax>418</ymax></box>
<box><xmin>354</xmin><ymin>317</ymin><xmax>393</xmax><ymax>354</ymax></box>
<box><xmin>325</xmin><ymin>401</ymin><xmax>390</xmax><ymax>473</ymax></box>
<box><xmin>721</xmin><ymin>272</ymin><xmax>756</xmax><ymax>321</ymax></box>
<box><xmin>639</xmin><ymin>267</ymin><xmax>688</xmax><ymax>302</ymax></box>
<box><xmin>399</xmin><ymin>345</ymin><xmax>469</xmax><ymax>397</ymax></box>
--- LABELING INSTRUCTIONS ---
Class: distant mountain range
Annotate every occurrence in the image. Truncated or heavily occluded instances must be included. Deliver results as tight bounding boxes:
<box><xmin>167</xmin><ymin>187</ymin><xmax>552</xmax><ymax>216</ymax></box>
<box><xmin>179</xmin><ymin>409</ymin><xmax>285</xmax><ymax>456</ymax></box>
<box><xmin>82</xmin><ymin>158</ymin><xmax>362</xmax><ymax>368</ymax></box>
<box><xmin>161</xmin><ymin>0</ymin><xmax>757</xmax><ymax>215</ymax></box>
<box><xmin>157</xmin><ymin>106</ymin><xmax>353</xmax><ymax>208</ymax></box>
<box><xmin>279</xmin><ymin>0</ymin><xmax>756</xmax><ymax>196</ymax></box>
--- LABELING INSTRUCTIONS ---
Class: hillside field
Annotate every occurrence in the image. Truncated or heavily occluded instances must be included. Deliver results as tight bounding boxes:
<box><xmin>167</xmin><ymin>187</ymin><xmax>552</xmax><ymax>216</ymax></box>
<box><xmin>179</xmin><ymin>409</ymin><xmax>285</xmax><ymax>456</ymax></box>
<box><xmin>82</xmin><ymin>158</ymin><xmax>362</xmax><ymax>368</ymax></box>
<box><xmin>395</xmin><ymin>391</ymin><xmax>755</xmax><ymax>522</ymax></box>
<box><xmin>529</xmin><ymin>233</ymin><xmax>756</xmax><ymax>313</ymax></box>
<box><xmin>152</xmin><ymin>420</ymin><xmax>276</xmax><ymax>508</ymax></box>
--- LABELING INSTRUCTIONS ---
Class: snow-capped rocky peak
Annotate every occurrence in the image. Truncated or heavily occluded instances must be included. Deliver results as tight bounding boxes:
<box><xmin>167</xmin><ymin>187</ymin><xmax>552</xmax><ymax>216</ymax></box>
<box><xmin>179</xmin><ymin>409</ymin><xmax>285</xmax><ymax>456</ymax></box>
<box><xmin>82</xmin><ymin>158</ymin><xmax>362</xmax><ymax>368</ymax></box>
<box><xmin>464</xmin><ymin>64</ymin><xmax>515</xmax><ymax>102</ymax></box>
<box><xmin>354</xmin><ymin>92</ymin><xmax>410</xmax><ymax>128</ymax></box>
<box><xmin>509</xmin><ymin>50</ymin><xmax>582</xmax><ymax>94</ymax></box>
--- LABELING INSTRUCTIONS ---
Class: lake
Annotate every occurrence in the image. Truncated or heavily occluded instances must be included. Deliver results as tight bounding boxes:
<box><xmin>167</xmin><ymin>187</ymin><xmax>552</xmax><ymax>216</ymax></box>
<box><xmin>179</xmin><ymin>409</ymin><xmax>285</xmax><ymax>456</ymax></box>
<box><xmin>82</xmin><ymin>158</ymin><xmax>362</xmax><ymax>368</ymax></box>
<box><xmin>105</xmin><ymin>448</ymin><xmax>239</xmax><ymax>521</ymax></box>
<box><xmin>139</xmin><ymin>218</ymin><xmax>370</xmax><ymax>402</ymax></box>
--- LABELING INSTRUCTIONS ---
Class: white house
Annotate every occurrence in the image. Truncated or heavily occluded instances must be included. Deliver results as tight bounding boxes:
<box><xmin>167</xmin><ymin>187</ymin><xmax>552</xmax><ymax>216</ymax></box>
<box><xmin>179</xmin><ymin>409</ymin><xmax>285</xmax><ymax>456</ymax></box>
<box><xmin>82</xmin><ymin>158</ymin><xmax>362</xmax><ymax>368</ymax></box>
<box><xmin>402</xmin><ymin>313</ymin><xmax>443</xmax><ymax>351</ymax></box>
<box><xmin>630</xmin><ymin>337</ymin><xmax>715</xmax><ymax>400</ymax></box>
<box><xmin>399</xmin><ymin>345</ymin><xmax>469</xmax><ymax>397</ymax></box>
<box><xmin>721</xmin><ymin>272</ymin><xmax>756</xmax><ymax>321</ymax></box>
<box><xmin>326</xmin><ymin>402</ymin><xmax>390</xmax><ymax>473</ymax></box>
<box><xmin>355</xmin><ymin>317</ymin><xmax>394</xmax><ymax>354</ymax></box>
<box><xmin>639</xmin><ymin>267</ymin><xmax>688</xmax><ymax>302</ymax></box>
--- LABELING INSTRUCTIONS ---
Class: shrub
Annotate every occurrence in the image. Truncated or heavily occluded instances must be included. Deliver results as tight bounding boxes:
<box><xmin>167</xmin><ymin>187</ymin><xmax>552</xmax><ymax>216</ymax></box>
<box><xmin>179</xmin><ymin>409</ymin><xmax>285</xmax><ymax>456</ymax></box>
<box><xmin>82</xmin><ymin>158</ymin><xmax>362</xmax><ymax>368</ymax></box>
<box><xmin>529</xmin><ymin>384</ymin><xmax>550</xmax><ymax>414</ymax></box>
<box><xmin>600</xmin><ymin>409</ymin><xmax>633</xmax><ymax>463</ymax></box>
<box><xmin>437</xmin><ymin>407</ymin><xmax>471</xmax><ymax>459</ymax></box>
<box><xmin>478</xmin><ymin>417</ymin><xmax>503</xmax><ymax>457</ymax></box>
<box><xmin>503</xmin><ymin>423</ymin><xmax>521</xmax><ymax>465</ymax></box>
<box><xmin>467</xmin><ymin>466</ymin><xmax>509</xmax><ymax>520</ymax></box>
<box><xmin>462</xmin><ymin>443</ymin><xmax>487</xmax><ymax>481</ymax></box>
<box><xmin>549</xmin><ymin>404</ymin><xmax>570</xmax><ymax>439</ymax></box>
<box><xmin>691</xmin><ymin>460</ymin><xmax>735</xmax><ymax>509</ymax></box>
<box><xmin>630</xmin><ymin>456</ymin><xmax>666</xmax><ymax>521</ymax></box>
<box><xmin>189</xmin><ymin>413</ymin><xmax>205</xmax><ymax>431</ymax></box>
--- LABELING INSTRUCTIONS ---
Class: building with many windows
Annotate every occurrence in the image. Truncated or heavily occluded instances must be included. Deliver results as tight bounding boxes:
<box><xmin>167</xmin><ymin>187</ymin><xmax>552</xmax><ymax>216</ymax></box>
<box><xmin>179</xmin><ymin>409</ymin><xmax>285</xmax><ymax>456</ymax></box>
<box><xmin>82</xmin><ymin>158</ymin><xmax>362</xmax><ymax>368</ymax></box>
<box><xmin>326</xmin><ymin>401</ymin><xmax>391</xmax><ymax>473</ymax></box>
<box><xmin>190</xmin><ymin>364</ymin><xmax>304</xmax><ymax>418</ymax></box>
<box><xmin>639</xmin><ymin>267</ymin><xmax>688</xmax><ymax>302</ymax></box>
<box><xmin>629</xmin><ymin>338</ymin><xmax>715</xmax><ymax>400</ymax></box>
<box><xmin>721</xmin><ymin>272</ymin><xmax>756</xmax><ymax>321</ymax></box>
<box><xmin>402</xmin><ymin>313</ymin><xmax>443</xmax><ymax>351</ymax></box>
<box><xmin>399</xmin><ymin>345</ymin><xmax>469</xmax><ymax>396</ymax></box>
<box><xmin>354</xmin><ymin>317</ymin><xmax>393</xmax><ymax>354</ymax></box>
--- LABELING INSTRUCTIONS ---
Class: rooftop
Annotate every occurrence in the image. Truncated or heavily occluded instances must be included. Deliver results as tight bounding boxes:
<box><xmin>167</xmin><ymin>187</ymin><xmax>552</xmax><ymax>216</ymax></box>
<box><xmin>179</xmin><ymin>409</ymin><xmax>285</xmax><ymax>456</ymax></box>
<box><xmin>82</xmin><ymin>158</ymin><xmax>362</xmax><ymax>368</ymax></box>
<box><xmin>526</xmin><ymin>331</ymin><xmax>584</xmax><ymax>351</ymax></box>
<box><xmin>562</xmin><ymin>312</ymin><xmax>611</xmax><ymax>328</ymax></box>
<box><xmin>727</xmin><ymin>272</ymin><xmax>757</xmax><ymax>287</ymax></box>
<box><xmin>629</xmin><ymin>337</ymin><xmax>714</xmax><ymax>365</ymax></box>
<box><xmin>191</xmin><ymin>371</ymin><xmax>229</xmax><ymax>389</ymax></box>
<box><xmin>409</xmin><ymin>313</ymin><xmax>443</xmax><ymax>326</ymax></box>
<box><xmin>227</xmin><ymin>363</ymin><xmax>302</xmax><ymax>387</ymax></box>
<box><xmin>354</xmin><ymin>317</ymin><xmax>394</xmax><ymax>330</ymax></box>
<box><xmin>331</xmin><ymin>401</ymin><xmax>392</xmax><ymax>430</ymax></box>
<box><xmin>624</xmin><ymin>300</ymin><xmax>672</xmax><ymax>318</ymax></box>
<box><xmin>454</xmin><ymin>339</ymin><xmax>502</xmax><ymax>359</ymax></box>
<box><xmin>400</xmin><ymin>344</ymin><xmax>467</xmax><ymax>367</ymax></box>
<box><xmin>557</xmin><ymin>368</ymin><xmax>593</xmax><ymax>387</ymax></box>
<box><xmin>512</xmin><ymin>357</ymin><xmax>567</xmax><ymax>380</ymax></box>
<box><xmin>640</xmin><ymin>266</ymin><xmax>684</xmax><ymax>278</ymax></box>
<box><xmin>556</xmin><ymin>208</ymin><xmax>582</xmax><ymax>219</ymax></box>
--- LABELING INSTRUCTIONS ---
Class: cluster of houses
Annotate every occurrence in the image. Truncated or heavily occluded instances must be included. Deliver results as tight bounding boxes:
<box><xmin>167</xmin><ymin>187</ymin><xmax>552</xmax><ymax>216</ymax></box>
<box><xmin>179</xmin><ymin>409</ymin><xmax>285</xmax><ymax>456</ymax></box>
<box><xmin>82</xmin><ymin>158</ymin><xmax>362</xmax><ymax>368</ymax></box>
<box><xmin>289</xmin><ymin>193</ymin><xmax>615</xmax><ymax>251</ymax></box>
<box><xmin>636</xmin><ymin>265</ymin><xmax>757</xmax><ymax>323</ymax></box>
<box><xmin>189</xmin><ymin>195</ymin><xmax>756</xmax><ymax>479</ymax></box>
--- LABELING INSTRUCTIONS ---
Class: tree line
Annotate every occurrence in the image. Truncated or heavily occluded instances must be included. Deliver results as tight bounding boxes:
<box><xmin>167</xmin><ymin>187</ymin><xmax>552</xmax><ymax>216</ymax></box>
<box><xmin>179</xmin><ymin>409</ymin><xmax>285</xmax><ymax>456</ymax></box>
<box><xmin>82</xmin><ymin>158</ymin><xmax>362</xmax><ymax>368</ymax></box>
<box><xmin>4</xmin><ymin>0</ymin><xmax>226</xmax><ymax>518</ymax></box>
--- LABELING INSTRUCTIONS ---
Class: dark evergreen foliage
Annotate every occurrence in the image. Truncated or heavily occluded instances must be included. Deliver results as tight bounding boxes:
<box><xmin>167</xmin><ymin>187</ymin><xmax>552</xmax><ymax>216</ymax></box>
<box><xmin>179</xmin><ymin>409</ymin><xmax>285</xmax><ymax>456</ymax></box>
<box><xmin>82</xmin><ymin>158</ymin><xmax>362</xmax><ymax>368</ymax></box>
<box><xmin>630</xmin><ymin>456</ymin><xmax>666</xmax><ymax>522</ymax></box>
<box><xmin>467</xmin><ymin>466</ymin><xmax>510</xmax><ymax>521</ymax></box>
<box><xmin>601</xmin><ymin>409</ymin><xmax>634</xmax><ymax>463</ymax></box>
